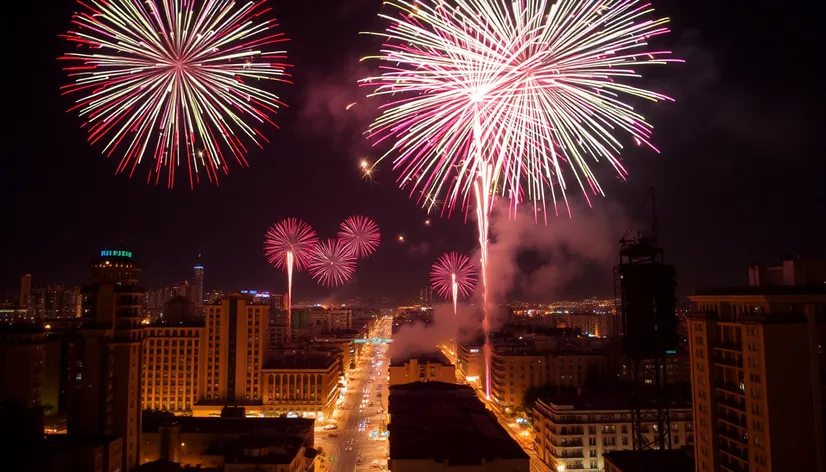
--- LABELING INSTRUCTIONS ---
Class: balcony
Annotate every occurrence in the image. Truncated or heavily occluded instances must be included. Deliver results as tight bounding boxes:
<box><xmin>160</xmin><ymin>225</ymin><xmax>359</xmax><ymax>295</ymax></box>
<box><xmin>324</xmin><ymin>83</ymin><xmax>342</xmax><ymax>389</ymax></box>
<box><xmin>552</xmin><ymin>439</ymin><xmax>584</xmax><ymax>447</ymax></box>
<box><xmin>551</xmin><ymin>450</ymin><xmax>584</xmax><ymax>459</ymax></box>
<box><xmin>720</xmin><ymin>442</ymin><xmax>749</xmax><ymax>462</ymax></box>
<box><xmin>713</xmin><ymin>356</ymin><xmax>744</xmax><ymax>369</ymax></box>
<box><xmin>558</xmin><ymin>427</ymin><xmax>584</xmax><ymax>436</ymax></box>
<box><xmin>718</xmin><ymin>412</ymin><xmax>747</xmax><ymax>429</ymax></box>
<box><xmin>716</xmin><ymin>382</ymin><xmax>745</xmax><ymax>397</ymax></box>
<box><xmin>716</xmin><ymin>395</ymin><xmax>745</xmax><ymax>412</ymax></box>
<box><xmin>718</xmin><ymin>427</ymin><xmax>747</xmax><ymax>444</ymax></box>
<box><xmin>714</xmin><ymin>342</ymin><xmax>743</xmax><ymax>352</ymax></box>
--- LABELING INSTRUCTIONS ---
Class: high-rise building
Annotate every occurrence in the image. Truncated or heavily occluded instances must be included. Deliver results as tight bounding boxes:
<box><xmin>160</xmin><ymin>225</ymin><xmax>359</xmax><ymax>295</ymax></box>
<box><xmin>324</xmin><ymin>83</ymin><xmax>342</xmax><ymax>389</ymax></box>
<box><xmin>68</xmin><ymin>249</ymin><xmax>144</xmax><ymax>472</ymax></box>
<box><xmin>30</xmin><ymin>285</ymin><xmax>82</xmax><ymax>320</ymax></box>
<box><xmin>0</xmin><ymin>323</ymin><xmax>46</xmax><ymax>409</ymax></box>
<box><xmin>142</xmin><ymin>322</ymin><xmax>205</xmax><ymax>413</ymax></box>
<box><xmin>534</xmin><ymin>392</ymin><xmax>693</xmax><ymax>472</ymax></box>
<box><xmin>688</xmin><ymin>262</ymin><xmax>826</xmax><ymax>472</ymax></box>
<box><xmin>200</xmin><ymin>294</ymin><xmax>270</xmax><ymax>404</ymax></box>
<box><xmin>19</xmin><ymin>274</ymin><xmax>32</xmax><ymax>319</ymax></box>
<box><xmin>192</xmin><ymin>265</ymin><xmax>204</xmax><ymax>314</ymax></box>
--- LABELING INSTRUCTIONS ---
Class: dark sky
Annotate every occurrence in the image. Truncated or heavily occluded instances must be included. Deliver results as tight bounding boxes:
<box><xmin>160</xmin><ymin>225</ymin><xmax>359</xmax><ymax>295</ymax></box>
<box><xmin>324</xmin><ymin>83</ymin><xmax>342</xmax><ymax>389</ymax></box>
<box><xmin>3</xmin><ymin>0</ymin><xmax>823</xmax><ymax>303</ymax></box>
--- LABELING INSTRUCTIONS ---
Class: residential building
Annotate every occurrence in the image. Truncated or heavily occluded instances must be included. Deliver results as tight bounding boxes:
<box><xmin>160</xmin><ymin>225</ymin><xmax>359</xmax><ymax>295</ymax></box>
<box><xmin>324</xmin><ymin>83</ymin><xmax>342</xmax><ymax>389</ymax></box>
<box><xmin>491</xmin><ymin>345</ymin><xmax>548</xmax><ymax>412</ymax></box>
<box><xmin>389</xmin><ymin>350</ymin><xmax>455</xmax><ymax>386</ymax></box>
<box><xmin>142</xmin><ymin>322</ymin><xmax>205</xmax><ymax>413</ymax></box>
<box><xmin>140</xmin><ymin>411</ymin><xmax>314</xmax><ymax>469</ymax></box>
<box><xmin>388</xmin><ymin>381</ymin><xmax>530</xmax><ymax>472</ymax></box>
<box><xmin>533</xmin><ymin>391</ymin><xmax>693</xmax><ymax>472</ymax></box>
<box><xmin>259</xmin><ymin>353</ymin><xmax>341</xmax><ymax>421</ymax></box>
<box><xmin>68</xmin><ymin>249</ymin><xmax>145</xmax><ymax>472</ymax></box>
<box><xmin>603</xmin><ymin>450</ymin><xmax>693</xmax><ymax>472</ymax></box>
<box><xmin>457</xmin><ymin>342</ymin><xmax>485</xmax><ymax>385</ymax></box>
<box><xmin>200</xmin><ymin>294</ymin><xmax>270</xmax><ymax>405</ymax></box>
<box><xmin>0</xmin><ymin>323</ymin><xmax>46</xmax><ymax>408</ymax></box>
<box><xmin>30</xmin><ymin>285</ymin><xmax>82</xmax><ymax>320</ymax></box>
<box><xmin>688</xmin><ymin>282</ymin><xmax>826</xmax><ymax>472</ymax></box>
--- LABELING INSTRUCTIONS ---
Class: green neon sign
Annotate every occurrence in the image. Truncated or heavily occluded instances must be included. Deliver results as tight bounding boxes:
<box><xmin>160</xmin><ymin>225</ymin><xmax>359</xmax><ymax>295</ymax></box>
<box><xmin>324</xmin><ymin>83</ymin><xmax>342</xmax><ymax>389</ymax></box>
<box><xmin>101</xmin><ymin>250</ymin><xmax>132</xmax><ymax>258</ymax></box>
<box><xmin>354</xmin><ymin>337</ymin><xmax>393</xmax><ymax>344</ymax></box>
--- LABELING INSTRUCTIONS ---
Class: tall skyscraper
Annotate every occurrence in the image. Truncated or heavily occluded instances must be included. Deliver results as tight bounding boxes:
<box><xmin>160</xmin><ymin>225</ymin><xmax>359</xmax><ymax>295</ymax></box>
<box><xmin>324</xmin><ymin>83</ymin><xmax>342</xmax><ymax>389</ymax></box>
<box><xmin>19</xmin><ymin>274</ymin><xmax>32</xmax><ymax>318</ymax></box>
<box><xmin>688</xmin><ymin>260</ymin><xmax>826</xmax><ymax>472</ymax></box>
<box><xmin>193</xmin><ymin>264</ymin><xmax>204</xmax><ymax>314</ymax></box>
<box><xmin>68</xmin><ymin>249</ymin><xmax>144</xmax><ymax>472</ymax></box>
<box><xmin>202</xmin><ymin>294</ymin><xmax>270</xmax><ymax>404</ymax></box>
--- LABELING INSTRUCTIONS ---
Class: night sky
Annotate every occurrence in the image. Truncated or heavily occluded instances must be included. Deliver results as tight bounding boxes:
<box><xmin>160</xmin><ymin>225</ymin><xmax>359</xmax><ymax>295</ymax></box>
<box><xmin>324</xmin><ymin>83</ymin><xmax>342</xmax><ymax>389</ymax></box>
<box><xmin>3</xmin><ymin>0</ymin><xmax>823</xmax><ymax>302</ymax></box>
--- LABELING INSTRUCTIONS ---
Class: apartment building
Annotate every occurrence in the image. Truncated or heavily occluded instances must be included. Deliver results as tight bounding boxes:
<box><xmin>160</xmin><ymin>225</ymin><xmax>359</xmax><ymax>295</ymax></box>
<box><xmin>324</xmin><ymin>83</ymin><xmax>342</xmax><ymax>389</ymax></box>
<box><xmin>534</xmin><ymin>392</ymin><xmax>693</xmax><ymax>472</ymax></box>
<box><xmin>260</xmin><ymin>353</ymin><xmax>341</xmax><ymax>421</ymax></box>
<box><xmin>142</xmin><ymin>322</ymin><xmax>204</xmax><ymax>413</ymax></box>
<box><xmin>389</xmin><ymin>351</ymin><xmax>456</xmax><ymax>386</ymax></box>
<box><xmin>688</xmin><ymin>283</ymin><xmax>826</xmax><ymax>472</ymax></box>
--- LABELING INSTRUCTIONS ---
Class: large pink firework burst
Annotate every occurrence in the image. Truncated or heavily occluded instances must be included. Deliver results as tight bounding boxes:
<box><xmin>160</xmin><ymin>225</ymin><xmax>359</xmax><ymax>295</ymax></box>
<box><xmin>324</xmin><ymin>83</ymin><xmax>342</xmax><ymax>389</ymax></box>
<box><xmin>308</xmin><ymin>239</ymin><xmax>358</xmax><ymax>288</ymax></box>
<box><xmin>338</xmin><ymin>215</ymin><xmax>381</xmax><ymax>258</ymax></box>
<box><xmin>60</xmin><ymin>0</ymin><xmax>292</xmax><ymax>188</ymax></box>
<box><xmin>362</xmin><ymin>0</ymin><xmax>677</xmax><ymax>399</ymax></box>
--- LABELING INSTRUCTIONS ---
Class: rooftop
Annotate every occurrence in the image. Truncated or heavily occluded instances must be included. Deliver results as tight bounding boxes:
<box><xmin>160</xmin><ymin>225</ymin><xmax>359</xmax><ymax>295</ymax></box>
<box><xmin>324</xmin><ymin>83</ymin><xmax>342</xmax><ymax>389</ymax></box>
<box><xmin>263</xmin><ymin>353</ymin><xmax>337</xmax><ymax>370</ymax></box>
<box><xmin>388</xmin><ymin>382</ymin><xmax>529</xmax><ymax>463</ymax></box>
<box><xmin>537</xmin><ymin>390</ymin><xmax>691</xmax><ymax>411</ymax></box>
<box><xmin>390</xmin><ymin>349</ymin><xmax>451</xmax><ymax>367</ymax></box>
<box><xmin>692</xmin><ymin>285</ymin><xmax>826</xmax><ymax>297</ymax></box>
<box><xmin>603</xmin><ymin>449</ymin><xmax>694</xmax><ymax>472</ymax></box>
<box><xmin>142</xmin><ymin>411</ymin><xmax>314</xmax><ymax>436</ymax></box>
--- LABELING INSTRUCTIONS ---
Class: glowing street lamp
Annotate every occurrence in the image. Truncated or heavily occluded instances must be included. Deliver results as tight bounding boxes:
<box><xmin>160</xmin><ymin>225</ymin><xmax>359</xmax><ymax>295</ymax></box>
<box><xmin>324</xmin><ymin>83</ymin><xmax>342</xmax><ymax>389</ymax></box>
<box><xmin>557</xmin><ymin>464</ymin><xmax>566</xmax><ymax>472</ymax></box>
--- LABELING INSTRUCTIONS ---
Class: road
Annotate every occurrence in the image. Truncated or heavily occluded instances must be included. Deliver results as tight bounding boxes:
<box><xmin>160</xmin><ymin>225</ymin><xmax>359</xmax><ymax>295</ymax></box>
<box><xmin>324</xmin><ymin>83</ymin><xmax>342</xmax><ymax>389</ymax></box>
<box><xmin>316</xmin><ymin>316</ymin><xmax>392</xmax><ymax>472</ymax></box>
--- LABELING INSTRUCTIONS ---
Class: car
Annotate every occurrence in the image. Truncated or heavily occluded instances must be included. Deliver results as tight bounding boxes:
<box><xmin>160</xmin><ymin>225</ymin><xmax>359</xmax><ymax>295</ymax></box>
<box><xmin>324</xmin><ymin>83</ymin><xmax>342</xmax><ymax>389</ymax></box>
<box><xmin>328</xmin><ymin>433</ymin><xmax>338</xmax><ymax>438</ymax></box>
<box><xmin>324</xmin><ymin>424</ymin><xmax>338</xmax><ymax>430</ymax></box>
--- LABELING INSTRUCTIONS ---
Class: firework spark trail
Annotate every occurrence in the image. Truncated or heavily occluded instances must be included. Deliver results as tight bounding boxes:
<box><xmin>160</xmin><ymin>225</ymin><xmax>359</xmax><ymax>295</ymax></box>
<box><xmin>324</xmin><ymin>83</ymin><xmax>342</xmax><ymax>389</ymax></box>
<box><xmin>362</xmin><ymin>0</ymin><xmax>677</xmax><ymax>397</ymax></box>
<box><xmin>264</xmin><ymin>218</ymin><xmax>318</xmax><ymax>341</ymax></box>
<box><xmin>338</xmin><ymin>215</ymin><xmax>381</xmax><ymax>258</ymax></box>
<box><xmin>308</xmin><ymin>239</ymin><xmax>358</xmax><ymax>287</ymax></box>
<box><xmin>60</xmin><ymin>0</ymin><xmax>292</xmax><ymax>187</ymax></box>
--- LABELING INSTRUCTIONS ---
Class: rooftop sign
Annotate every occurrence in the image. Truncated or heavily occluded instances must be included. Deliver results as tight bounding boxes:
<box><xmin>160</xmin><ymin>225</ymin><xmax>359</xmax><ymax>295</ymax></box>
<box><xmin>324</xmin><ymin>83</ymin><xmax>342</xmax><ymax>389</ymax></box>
<box><xmin>355</xmin><ymin>337</ymin><xmax>393</xmax><ymax>344</ymax></box>
<box><xmin>101</xmin><ymin>250</ymin><xmax>132</xmax><ymax>258</ymax></box>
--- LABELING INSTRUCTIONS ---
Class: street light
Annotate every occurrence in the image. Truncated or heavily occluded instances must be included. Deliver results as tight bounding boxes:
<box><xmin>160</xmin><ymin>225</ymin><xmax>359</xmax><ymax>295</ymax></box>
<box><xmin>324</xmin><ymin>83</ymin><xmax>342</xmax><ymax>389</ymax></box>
<box><xmin>557</xmin><ymin>464</ymin><xmax>566</xmax><ymax>472</ymax></box>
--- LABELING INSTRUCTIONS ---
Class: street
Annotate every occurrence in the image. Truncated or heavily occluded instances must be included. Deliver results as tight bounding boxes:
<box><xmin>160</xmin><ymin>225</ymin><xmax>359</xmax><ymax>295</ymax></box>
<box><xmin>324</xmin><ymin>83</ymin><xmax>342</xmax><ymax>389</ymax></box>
<box><xmin>316</xmin><ymin>316</ymin><xmax>392</xmax><ymax>472</ymax></box>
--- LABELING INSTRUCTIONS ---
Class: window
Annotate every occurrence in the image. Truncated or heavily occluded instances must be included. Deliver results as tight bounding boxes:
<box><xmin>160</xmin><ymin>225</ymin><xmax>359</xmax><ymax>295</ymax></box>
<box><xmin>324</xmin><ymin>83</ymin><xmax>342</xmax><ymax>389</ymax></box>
<box><xmin>695</xmin><ymin>336</ymin><xmax>704</xmax><ymax>346</ymax></box>
<box><xmin>750</xmin><ymin>372</ymin><xmax>762</xmax><ymax>383</ymax></box>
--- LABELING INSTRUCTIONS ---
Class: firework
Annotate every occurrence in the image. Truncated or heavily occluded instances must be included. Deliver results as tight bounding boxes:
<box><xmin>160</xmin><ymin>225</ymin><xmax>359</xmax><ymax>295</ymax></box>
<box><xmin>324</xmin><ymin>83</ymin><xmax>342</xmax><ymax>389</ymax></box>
<box><xmin>308</xmin><ymin>239</ymin><xmax>358</xmax><ymax>287</ymax></box>
<box><xmin>363</xmin><ymin>0</ymin><xmax>676</xmax><ymax>397</ymax></box>
<box><xmin>60</xmin><ymin>0</ymin><xmax>292</xmax><ymax>187</ymax></box>
<box><xmin>430</xmin><ymin>252</ymin><xmax>478</xmax><ymax>315</ymax></box>
<box><xmin>264</xmin><ymin>218</ymin><xmax>318</xmax><ymax>340</ymax></box>
<box><xmin>338</xmin><ymin>215</ymin><xmax>381</xmax><ymax>258</ymax></box>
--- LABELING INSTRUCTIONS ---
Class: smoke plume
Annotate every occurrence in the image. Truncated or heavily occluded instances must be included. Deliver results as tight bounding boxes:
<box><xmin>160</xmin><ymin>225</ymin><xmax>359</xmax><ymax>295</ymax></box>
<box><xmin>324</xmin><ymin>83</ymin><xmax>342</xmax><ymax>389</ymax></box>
<box><xmin>476</xmin><ymin>199</ymin><xmax>626</xmax><ymax>311</ymax></box>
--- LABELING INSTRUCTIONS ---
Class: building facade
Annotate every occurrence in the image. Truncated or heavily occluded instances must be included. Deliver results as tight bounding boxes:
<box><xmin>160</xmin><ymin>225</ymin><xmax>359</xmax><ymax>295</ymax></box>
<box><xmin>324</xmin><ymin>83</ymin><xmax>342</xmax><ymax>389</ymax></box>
<box><xmin>491</xmin><ymin>348</ymin><xmax>548</xmax><ymax>412</ymax></box>
<box><xmin>192</xmin><ymin>265</ymin><xmax>204</xmax><ymax>314</ymax></box>
<box><xmin>260</xmin><ymin>353</ymin><xmax>341</xmax><ymax>421</ymax></box>
<box><xmin>0</xmin><ymin>323</ymin><xmax>46</xmax><ymax>408</ymax></box>
<box><xmin>688</xmin><ymin>285</ymin><xmax>826</xmax><ymax>472</ymax></box>
<box><xmin>389</xmin><ymin>351</ymin><xmax>455</xmax><ymax>386</ymax></box>
<box><xmin>534</xmin><ymin>393</ymin><xmax>694</xmax><ymax>472</ymax></box>
<box><xmin>68</xmin><ymin>250</ymin><xmax>145</xmax><ymax>472</ymax></box>
<box><xmin>142</xmin><ymin>323</ymin><xmax>205</xmax><ymax>413</ymax></box>
<box><xmin>202</xmin><ymin>295</ymin><xmax>270</xmax><ymax>404</ymax></box>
